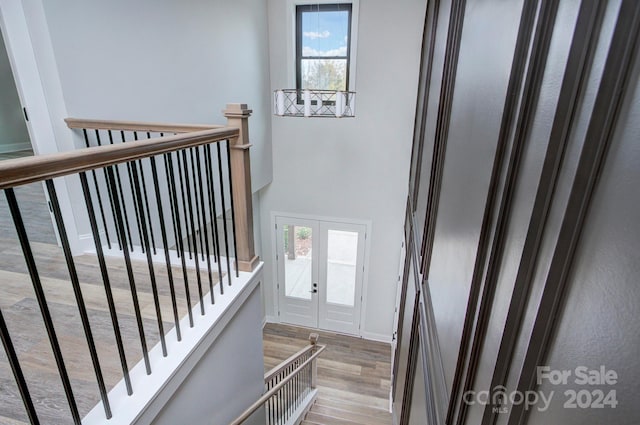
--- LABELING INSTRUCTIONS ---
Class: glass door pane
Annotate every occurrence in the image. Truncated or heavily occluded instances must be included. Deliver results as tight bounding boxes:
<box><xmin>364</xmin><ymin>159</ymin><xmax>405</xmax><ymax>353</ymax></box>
<box><xmin>325</xmin><ymin>229</ymin><xmax>358</xmax><ymax>306</ymax></box>
<box><xmin>284</xmin><ymin>224</ymin><xmax>314</xmax><ymax>300</ymax></box>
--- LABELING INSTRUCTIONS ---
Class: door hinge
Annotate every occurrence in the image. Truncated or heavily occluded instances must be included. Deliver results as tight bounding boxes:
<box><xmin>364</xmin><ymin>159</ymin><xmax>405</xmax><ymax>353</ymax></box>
<box><xmin>23</xmin><ymin>107</ymin><xmax>29</xmax><ymax>122</ymax></box>
<box><xmin>278</xmin><ymin>311</ymin><xmax>280</xmax><ymax>316</ymax></box>
<box><xmin>48</xmin><ymin>201</ymin><xmax>53</xmax><ymax>213</ymax></box>
<box><xmin>275</xmin><ymin>223</ymin><xmax>277</xmax><ymax>229</ymax></box>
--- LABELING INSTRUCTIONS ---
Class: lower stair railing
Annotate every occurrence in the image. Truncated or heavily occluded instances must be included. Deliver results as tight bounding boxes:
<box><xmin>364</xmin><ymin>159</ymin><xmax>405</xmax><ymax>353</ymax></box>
<box><xmin>230</xmin><ymin>334</ymin><xmax>325</xmax><ymax>425</ymax></box>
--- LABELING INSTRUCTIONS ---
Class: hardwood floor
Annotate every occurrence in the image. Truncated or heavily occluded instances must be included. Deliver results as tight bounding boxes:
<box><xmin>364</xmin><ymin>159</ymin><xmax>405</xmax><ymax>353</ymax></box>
<box><xmin>0</xmin><ymin>149</ymin><xmax>58</xmax><ymax>246</ymax></box>
<box><xmin>263</xmin><ymin>323</ymin><xmax>393</xmax><ymax>425</ymax></box>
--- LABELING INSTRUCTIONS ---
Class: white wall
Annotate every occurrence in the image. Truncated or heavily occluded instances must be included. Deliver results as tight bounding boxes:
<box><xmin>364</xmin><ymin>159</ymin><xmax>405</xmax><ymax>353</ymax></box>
<box><xmin>35</xmin><ymin>0</ymin><xmax>273</xmax><ymax>190</ymax></box>
<box><xmin>0</xmin><ymin>30</ymin><xmax>30</xmax><ymax>153</ymax></box>
<box><xmin>151</xmin><ymin>282</ymin><xmax>266</xmax><ymax>425</ymax></box>
<box><xmin>261</xmin><ymin>0</ymin><xmax>426</xmax><ymax>340</ymax></box>
<box><xmin>5</xmin><ymin>0</ymin><xmax>273</xmax><ymax>253</ymax></box>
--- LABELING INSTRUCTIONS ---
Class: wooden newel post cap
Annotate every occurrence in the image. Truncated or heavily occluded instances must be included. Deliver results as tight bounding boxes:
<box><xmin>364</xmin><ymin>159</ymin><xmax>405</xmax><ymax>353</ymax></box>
<box><xmin>309</xmin><ymin>333</ymin><xmax>319</xmax><ymax>345</ymax></box>
<box><xmin>223</xmin><ymin>103</ymin><xmax>253</xmax><ymax>118</ymax></box>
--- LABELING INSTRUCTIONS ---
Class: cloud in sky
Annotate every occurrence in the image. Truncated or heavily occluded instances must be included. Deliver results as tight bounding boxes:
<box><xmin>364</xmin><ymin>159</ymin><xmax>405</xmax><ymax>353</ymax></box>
<box><xmin>303</xmin><ymin>30</ymin><xmax>331</xmax><ymax>39</ymax></box>
<box><xmin>303</xmin><ymin>46</ymin><xmax>347</xmax><ymax>57</ymax></box>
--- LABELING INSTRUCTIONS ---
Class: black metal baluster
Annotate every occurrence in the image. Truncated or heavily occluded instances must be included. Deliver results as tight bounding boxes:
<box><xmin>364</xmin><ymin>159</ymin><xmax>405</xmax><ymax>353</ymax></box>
<box><xmin>82</xmin><ymin>129</ymin><xmax>112</xmax><ymax>249</ymax></box>
<box><xmin>205</xmin><ymin>144</ymin><xmax>224</xmax><ymax>295</ymax></box>
<box><xmin>108</xmin><ymin>130</ymin><xmax>134</xmax><ymax>252</ymax></box>
<box><xmin>181</xmin><ymin>150</ymin><xmax>205</xmax><ymax>315</ymax></box>
<box><xmin>150</xmin><ymin>156</ymin><xmax>182</xmax><ymax>341</ymax></box>
<box><xmin>94</xmin><ymin>130</ymin><xmax>122</xmax><ymax>250</ymax></box>
<box><xmin>225</xmin><ymin>140</ymin><xmax>240</xmax><ymax>277</ymax></box>
<box><xmin>176</xmin><ymin>152</ymin><xmax>193</xmax><ymax>259</ymax></box>
<box><xmin>0</xmin><ymin>309</ymin><xmax>39</xmax><ymax>424</ymax></box>
<box><xmin>216</xmin><ymin>142</ymin><xmax>233</xmax><ymax>287</ymax></box>
<box><xmin>136</xmin><ymin>132</ymin><xmax>157</xmax><ymax>255</ymax></box>
<box><xmin>167</xmin><ymin>153</ymin><xmax>194</xmax><ymax>327</ymax></box>
<box><xmin>195</xmin><ymin>147</ymin><xmax>215</xmax><ymax>303</ymax></box>
<box><xmin>121</xmin><ymin>131</ymin><xmax>145</xmax><ymax>253</ymax></box>
<box><xmin>46</xmin><ymin>180</ymin><xmax>112</xmax><ymax>418</ymax></box>
<box><xmin>203</xmin><ymin>145</ymin><xmax>218</xmax><ymax>261</ymax></box>
<box><xmin>130</xmin><ymin>161</ymin><xmax>167</xmax><ymax>356</ymax></box>
<box><xmin>163</xmin><ymin>154</ymin><xmax>181</xmax><ymax>259</ymax></box>
<box><xmin>189</xmin><ymin>148</ymin><xmax>206</xmax><ymax>261</ymax></box>
<box><xmin>7</xmin><ymin>190</ymin><xmax>82</xmax><ymax>424</ymax></box>
<box><xmin>80</xmin><ymin>172</ymin><xmax>133</xmax><ymax>395</ymax></box>
<box><xmin>105</xmin><ymin>167</ymin><xmax>152</xmax><ymax>374</ymax></box>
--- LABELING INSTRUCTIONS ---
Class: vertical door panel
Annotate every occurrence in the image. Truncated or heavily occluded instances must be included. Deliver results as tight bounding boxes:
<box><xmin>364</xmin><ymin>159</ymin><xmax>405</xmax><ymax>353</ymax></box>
<box><xmin>318</xmin><ymin>222</ymin><xmax>366</xmax><ymax>335</ymax></box>
<box><xmin>276</xmin><ymin>217</ymin><xmax>319</xmax><ymax>328</ymax></box>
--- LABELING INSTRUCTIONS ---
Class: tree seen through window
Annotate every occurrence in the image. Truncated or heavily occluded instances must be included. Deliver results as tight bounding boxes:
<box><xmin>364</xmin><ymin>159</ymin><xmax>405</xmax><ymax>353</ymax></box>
<box><xmin>296</xmin><ymin>4</ymin><xmax>352</xmax><ymax>92</ymax></box>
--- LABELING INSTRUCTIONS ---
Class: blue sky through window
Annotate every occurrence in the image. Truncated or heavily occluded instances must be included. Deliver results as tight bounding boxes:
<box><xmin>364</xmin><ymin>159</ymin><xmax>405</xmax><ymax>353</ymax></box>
<box><xmin>302</xmin><ymin>10</ymin><xmax>349</xmax><ymax>57</ymax></box>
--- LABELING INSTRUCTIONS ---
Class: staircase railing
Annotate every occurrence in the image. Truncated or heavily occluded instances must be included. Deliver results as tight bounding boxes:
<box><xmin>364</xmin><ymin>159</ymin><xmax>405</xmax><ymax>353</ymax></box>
<box><xmin>230</xmin><ymin>334</ymin><xmax>325</xmax><ymax>425</ymax></box>
<box><xmin>0</xmin><ymin>104</ymin><xmax>259</xmax><ymax>424</ymax></box>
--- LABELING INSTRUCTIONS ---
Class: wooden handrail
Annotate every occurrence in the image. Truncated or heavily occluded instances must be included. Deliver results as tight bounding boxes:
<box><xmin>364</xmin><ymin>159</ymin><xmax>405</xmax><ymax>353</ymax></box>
<box><xmin>0</xmin><ymin>127</ymin><xmax>238</xmax><ymax>190</ymax></box>
<box><xmin>264</xmin><ymin>344</ymin><xmax>315</xmax><ymax>382</ymax></box>
<box><xmin>65</xmin><ymin>118</ymin><xmax>225</xmax><ymax>133</ymax></box>
<box><xmin>229</xmin><ymin>345</ymin><xmax>326</xmax><ymax>425</ymax></box>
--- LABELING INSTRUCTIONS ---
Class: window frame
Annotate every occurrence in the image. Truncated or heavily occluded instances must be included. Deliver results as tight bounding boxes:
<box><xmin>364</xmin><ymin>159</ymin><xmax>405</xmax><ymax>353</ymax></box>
<box><xmin>295</xmin><ymin>3</ymin><xmax>353</xmax><ymax>93</ymax></box>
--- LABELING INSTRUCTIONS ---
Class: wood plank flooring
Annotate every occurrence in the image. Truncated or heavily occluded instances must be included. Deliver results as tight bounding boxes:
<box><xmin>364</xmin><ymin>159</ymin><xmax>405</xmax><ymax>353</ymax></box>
<box><xmin>263</xmin><ymin>323</ymin><xmax>392</xmax><ymax>425</ymax></box>
<box><xmin>0</xmin><ymin>150</ymin><xmax>57</xmax><ymax>246</ymax></box>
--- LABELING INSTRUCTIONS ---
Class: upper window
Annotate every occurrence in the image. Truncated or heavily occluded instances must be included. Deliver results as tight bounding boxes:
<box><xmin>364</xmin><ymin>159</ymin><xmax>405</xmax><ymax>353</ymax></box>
<box><xmin>296</xmin><ymin>3</ymin><xmax>353</xmax><ymax>92</ymax></box>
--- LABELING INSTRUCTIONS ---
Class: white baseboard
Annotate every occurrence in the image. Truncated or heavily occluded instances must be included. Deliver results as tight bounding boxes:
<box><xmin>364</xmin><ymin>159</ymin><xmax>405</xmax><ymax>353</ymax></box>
<box><xmin>263</xmin><ymin>317</ymin><xmax>391</xmax><ymax>343</ymax></box>
<box><xmin>361</xmin><ymin>331</ymin><xmax>392</xmax><ymax>344</ymax></box>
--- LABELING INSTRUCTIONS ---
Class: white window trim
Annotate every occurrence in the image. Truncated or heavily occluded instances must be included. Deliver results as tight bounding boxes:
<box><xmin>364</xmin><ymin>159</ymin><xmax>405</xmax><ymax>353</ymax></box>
<box><xmin>285</xmin><ymin>0</ymin><xmax>359</xmax><ymax>91</ymax></box>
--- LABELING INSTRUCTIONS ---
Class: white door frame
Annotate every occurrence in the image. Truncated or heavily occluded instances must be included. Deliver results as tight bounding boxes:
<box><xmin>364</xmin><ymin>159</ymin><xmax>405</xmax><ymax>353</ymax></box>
<box><xmin>0</xmin><ymin>0</ymin><xmax>80</xmax><ymax>251</ymax></box>
<box><xmin>0</xmin><ymin>0</ymin><xmax>57</xmax><ymax>156</ymax></box>
<box><xmin>271</xmin><ymin>211</ymin><xmax>372</xmax><ymax>336</ymax></box>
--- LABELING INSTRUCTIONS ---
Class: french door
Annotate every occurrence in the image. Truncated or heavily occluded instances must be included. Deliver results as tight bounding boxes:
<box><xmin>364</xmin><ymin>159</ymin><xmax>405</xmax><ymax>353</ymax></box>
<box><xmin>275</xmin><ymin>216</ymin><xmax>366</xmax><ymax>335</ymax></box>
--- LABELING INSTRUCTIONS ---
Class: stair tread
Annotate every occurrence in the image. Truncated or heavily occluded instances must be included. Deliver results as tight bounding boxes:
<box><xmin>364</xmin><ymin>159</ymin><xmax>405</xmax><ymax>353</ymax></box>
<box><xmin>310</xmin><ymin>405</ymin><xmax>390</xmax><ymax>425</ymax></box>
<box><xmin>305</xmin><ymin>411</ymin><xmax>369</xmax><ymax>425</ymax></box>
<box><xmin>315</xmin><ymin>397</ymin><xmax>391</xmax><ymax>417</ymax></box>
